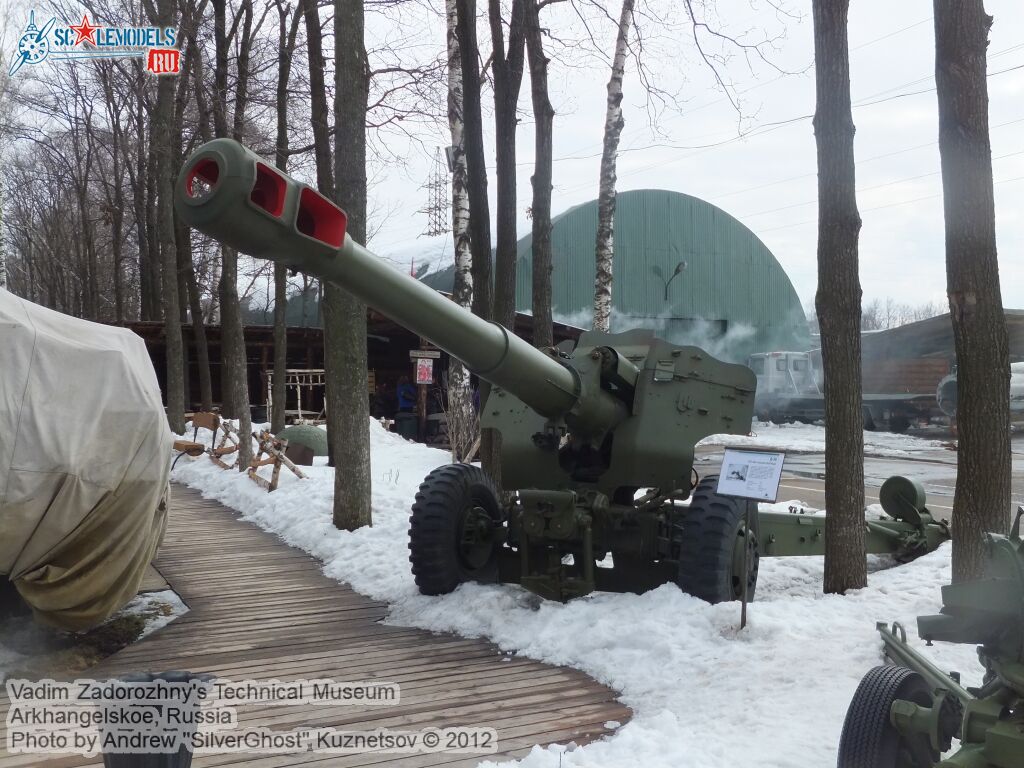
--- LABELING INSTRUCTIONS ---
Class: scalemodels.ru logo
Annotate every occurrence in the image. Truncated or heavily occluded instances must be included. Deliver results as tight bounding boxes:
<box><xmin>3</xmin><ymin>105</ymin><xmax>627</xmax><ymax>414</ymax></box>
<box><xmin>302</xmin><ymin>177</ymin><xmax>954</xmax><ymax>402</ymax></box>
<box><xmin>9</xmin><ymin>10</ymin><xmax>180</xmax><ymax>76</ymax></box>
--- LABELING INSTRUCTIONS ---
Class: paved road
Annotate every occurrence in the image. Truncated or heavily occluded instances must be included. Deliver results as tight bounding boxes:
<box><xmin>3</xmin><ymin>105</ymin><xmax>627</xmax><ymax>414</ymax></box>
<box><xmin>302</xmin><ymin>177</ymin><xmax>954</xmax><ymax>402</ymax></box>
<box><xmin>696</xmin><ymin>432</ymin><xmax>1024</xmax><ymax>512</ymax></box>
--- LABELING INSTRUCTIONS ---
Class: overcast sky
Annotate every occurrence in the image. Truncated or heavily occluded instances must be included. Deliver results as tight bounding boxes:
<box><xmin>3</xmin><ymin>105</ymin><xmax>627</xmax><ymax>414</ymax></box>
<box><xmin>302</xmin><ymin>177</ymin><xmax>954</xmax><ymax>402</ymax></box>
<box><xmin>368</xmin><ymin>0</ymin><xmax>1024</xmax><ymax>312</ymax></box>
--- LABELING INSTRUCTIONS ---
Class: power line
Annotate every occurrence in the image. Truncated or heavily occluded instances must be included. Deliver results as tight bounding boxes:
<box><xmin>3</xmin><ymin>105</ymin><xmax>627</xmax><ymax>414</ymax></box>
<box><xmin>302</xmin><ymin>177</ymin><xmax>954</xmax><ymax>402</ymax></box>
<box><xmin>736</xmin><ymin>149</ymin><xmax>1024</xmax><ymax>219</ymax></box>
<box><xmin>708</xmin><ymin>116</ymin><xmax>1024</xmax><ymax>203</ymax></box>
<box><xmin>542</xmin><ymin>17</ymin><xmax>937</xmax><ymax>164</ymax></box>
<box><xmin>555</xmin><ymin>56</ymin><xmax>1024</xmax><ymax>195</ymax></box>
<box><xmin>548</xmin><ymin>45</ymin><xmax>1023</xmax><ymax>174</ymax></box>
<box><xmin>849</xmin><ymin>18</ymin><xmax>932</xmax><ymax>51</ymax></box>
<box><xmin>757</xmin><ymin>175</ymin><xmax>1024</xmax><ymax>235</ymax></box>
<box><xmin>377</xmin><ymin>43</ymin><xmax>1024</xmax><ymax>256</ymax></box>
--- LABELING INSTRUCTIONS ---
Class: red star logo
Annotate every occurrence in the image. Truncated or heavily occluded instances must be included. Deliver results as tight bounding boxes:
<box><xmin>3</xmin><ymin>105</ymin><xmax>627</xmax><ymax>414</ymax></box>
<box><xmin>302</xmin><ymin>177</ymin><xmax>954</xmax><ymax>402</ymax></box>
<box><xmin>69</xmin><ymin>14</ymin><xmax>99</xmax><ymax>47</ymax></box>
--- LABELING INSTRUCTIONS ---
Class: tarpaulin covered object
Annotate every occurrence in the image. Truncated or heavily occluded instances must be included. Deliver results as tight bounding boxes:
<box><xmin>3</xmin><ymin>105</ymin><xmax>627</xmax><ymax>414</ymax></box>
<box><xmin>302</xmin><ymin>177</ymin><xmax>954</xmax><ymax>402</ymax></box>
<box><xmin>0</xmin><ymin>290</ymin><xmax>170</xmax><ymax>630</ymax></box>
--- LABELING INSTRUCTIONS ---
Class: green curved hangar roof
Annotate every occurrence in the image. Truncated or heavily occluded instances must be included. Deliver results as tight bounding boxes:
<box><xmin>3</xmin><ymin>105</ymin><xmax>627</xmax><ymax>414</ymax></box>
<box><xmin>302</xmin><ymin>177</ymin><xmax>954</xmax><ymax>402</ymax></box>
<box><xmin>422</xmin><ymin>189</ymin><xmax>810</xmax><ymax>360</ymax></box>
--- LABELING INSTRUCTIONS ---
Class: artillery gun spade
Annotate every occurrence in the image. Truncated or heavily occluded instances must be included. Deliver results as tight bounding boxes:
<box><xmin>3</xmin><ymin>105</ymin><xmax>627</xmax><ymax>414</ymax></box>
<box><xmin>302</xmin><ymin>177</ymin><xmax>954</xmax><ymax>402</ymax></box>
<box><xmin>838</xmin><ymin>509</ymin><xmax>1024</xmax><ymax>768</ymax></box>
<box><xmin>174</xmin><ymin>139</ymin><xmax>950</xmax><ymax>605</ymax></box>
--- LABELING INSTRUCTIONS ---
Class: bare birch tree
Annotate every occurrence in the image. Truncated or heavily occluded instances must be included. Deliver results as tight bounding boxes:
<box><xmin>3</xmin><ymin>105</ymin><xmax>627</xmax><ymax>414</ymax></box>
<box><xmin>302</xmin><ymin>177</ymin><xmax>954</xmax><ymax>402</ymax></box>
<box><xmin>590</xmin><ymin>0</ymin><xmax>792</xmax><ymax>332</ymax></box>
<box><xmin>445</xmin><ymin>0</ymin><xmax>477</xmax><ymax>461</ymax></box>
<box><xmin>934</xmin><ymin>0</ymin><xmax>1011</xmax><ymax>580</ymax></box>
<box><xmin>592</xmin><ymin>0</ymin><xmax>633</xmax><ymax>332</ymax></box>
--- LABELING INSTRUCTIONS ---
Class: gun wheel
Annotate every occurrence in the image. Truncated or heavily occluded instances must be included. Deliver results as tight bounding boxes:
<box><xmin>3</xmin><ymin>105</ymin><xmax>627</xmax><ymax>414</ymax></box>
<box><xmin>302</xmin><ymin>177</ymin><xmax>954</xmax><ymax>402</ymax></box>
<box><xmin>409</xmin><ymin>464</ymin><xmax>502</xmax><ymax>595</ymax></box>
<box><xmin>673</xmin><ymin>474</ymin><xmax>759</xmax><ymax>604</ymax></box>
<box><xmin>838</xmin><ymin>665</ymin><xmax>937</xmax><ymax>768</ymax></box>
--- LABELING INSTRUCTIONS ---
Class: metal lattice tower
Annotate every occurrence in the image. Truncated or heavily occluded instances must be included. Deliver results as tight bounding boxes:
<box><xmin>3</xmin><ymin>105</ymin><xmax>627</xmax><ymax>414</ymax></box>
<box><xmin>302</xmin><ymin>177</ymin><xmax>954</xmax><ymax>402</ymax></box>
<box><xmin>420</xmin><ymin>148</ymin><xmax>450</xmax><ymax>237</ymax></box>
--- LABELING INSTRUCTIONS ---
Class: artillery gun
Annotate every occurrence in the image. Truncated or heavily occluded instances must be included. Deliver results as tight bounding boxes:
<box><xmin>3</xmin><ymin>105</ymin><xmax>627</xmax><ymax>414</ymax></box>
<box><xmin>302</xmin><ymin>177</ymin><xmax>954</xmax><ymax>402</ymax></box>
<box><xmin>838</xmin><ymin>509</ymin><xmax>1024</xmax><ymax>768</ymax></box>
<box><xmin>174</xmin><ymin>139</ymin><xmax>951</xmax><ymax>604</ymax></box>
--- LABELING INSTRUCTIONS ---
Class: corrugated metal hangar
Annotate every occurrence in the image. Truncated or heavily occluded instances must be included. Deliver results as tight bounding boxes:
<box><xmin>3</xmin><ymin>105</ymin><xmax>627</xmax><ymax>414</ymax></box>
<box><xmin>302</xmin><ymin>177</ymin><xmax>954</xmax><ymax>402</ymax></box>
<box><xmin>422</xmin><ymin>189</ymin><xmax>810</xmax><ymax>361</ymax></box>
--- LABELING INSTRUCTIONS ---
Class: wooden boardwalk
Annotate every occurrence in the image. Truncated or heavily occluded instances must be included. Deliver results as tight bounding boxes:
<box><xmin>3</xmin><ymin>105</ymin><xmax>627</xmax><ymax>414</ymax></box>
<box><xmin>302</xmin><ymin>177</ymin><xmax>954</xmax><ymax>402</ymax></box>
<box><xmin>0</xmin><ymin>484</ymin><xmax>629</xmax><ymax>767</ymax></box>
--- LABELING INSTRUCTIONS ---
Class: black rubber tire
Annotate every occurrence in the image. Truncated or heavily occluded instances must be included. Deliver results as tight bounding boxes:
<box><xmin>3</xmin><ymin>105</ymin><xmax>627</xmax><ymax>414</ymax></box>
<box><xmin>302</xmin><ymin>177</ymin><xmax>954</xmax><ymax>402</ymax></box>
<box><xmin>838</xmin><ymin>665</ymin><xmax>937</xmax><ymax>768</ymax></box>
<box><xmin>674</xmin><ymin>474</ymin><xmax>759</xmax><ymax>604</ymax></box>
<box><xmin>408</xmin><ymin>464</ymin><xmax>502</xmax><ymax>595</ymax></box>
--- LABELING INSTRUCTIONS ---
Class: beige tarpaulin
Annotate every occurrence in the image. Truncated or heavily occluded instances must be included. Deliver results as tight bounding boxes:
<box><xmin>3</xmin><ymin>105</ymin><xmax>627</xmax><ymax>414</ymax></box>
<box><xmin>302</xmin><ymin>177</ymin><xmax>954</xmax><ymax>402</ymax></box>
<box><xmin>0</xmin><ymin>290</ymin><xmax>170</xmax><ymax>630</ymax></box>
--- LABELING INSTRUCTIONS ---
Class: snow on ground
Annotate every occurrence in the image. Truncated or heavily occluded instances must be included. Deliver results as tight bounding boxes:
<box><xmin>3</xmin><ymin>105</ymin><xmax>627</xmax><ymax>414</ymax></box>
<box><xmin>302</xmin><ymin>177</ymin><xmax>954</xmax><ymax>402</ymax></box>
<box><xmin>122</xmin><ymin>589</ymin><xmax>190</xmax><ymax>639</ymax></box>
<box><xmin>172</xmin><ymin>420</ymin><xmax>976</xmax><ymax>768</ymax></box>
<box><xmin>700</xmin><ymin>420</ymin><xmax>951</xmax><ymax>458</ymax></box>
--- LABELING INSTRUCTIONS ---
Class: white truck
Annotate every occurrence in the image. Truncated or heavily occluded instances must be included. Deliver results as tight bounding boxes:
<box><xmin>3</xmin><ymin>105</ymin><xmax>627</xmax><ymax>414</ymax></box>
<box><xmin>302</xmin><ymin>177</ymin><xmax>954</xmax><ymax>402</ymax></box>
<box><xmin>747</xmin><ymin>350</ymin><xmax>936</xmax><ymax>433</ymax></box>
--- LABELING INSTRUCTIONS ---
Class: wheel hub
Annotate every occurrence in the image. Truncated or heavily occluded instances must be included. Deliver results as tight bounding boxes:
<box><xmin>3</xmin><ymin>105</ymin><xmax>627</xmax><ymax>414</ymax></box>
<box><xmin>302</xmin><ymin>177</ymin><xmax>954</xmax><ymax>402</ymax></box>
<box><xmin>458</xmin><ymin>505</ymin><xmax>495</xmax><ymax>570</ymax></box>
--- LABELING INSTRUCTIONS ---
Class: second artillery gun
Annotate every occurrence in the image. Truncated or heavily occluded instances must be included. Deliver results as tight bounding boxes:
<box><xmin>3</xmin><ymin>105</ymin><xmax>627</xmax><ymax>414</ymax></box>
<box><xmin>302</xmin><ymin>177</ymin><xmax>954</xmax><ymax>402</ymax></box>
<box><xmin>175</xmin><ymin>139</ymin><xmax>951</xmax><ymax>604</ymax></box>
<box><xmin>839</xmin><ymin>510</ymin><xmax>1024</xmax><ymax>768</ymax></box>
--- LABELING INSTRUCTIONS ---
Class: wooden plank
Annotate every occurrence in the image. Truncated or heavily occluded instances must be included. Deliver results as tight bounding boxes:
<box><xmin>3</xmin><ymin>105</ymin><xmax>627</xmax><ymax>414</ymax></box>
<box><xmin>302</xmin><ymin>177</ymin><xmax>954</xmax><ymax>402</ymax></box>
<box><xmin>0</xmin><ymin>484</ymin><xmax>630</xmax><ymax>768</ymax></box>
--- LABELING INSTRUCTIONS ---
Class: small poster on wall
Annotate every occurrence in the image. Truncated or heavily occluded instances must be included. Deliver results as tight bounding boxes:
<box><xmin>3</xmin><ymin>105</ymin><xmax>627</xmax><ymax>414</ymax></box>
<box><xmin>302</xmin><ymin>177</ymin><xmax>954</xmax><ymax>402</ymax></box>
<box><xmin>715</xmin><ymin>449</ymin><xmax>786</xmax><ymax>502</ymax></box>
<box><xmin>415</xmin><ymin>357</ymin><xmax>434</xmax><ymax>385</ymax></box>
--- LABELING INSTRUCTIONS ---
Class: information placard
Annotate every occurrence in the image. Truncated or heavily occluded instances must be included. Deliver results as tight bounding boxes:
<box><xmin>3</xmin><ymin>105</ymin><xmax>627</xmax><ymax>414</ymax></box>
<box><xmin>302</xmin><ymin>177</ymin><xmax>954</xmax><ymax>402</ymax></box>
<box><xmin>715</xmin><ymin>449</ymin><xmax>786</xmax><ymax>502</ymax></box>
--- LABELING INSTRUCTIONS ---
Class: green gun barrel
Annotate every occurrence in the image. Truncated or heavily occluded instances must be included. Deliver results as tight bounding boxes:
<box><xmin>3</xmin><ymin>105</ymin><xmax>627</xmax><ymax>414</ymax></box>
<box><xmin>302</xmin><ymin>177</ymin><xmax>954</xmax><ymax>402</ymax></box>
<box><xmin>174</xmin><ymin>139</ymin><xmax>583</xmax><ymax>422</ymax></box>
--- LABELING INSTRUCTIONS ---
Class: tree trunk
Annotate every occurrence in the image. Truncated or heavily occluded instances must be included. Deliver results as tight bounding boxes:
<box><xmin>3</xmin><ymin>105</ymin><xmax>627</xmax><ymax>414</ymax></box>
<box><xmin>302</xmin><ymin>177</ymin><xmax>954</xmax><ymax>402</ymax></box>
<box><xmin>144</xmin><ymin>142</ymin><xmax>161</xmax><ymax>320</ymax></box>
<box><xmin>175</xmin><ymin>205</ymin><xmax>213</xmax><ymax>412</ymax></box>
<box><xmin>0</xmin><ymin>184</ymin><xmax>6</xmax><ymax>291</ymax></box>
<box><xmin>0</xmin><ymin>186</ymin><xmax>6</xmax><ymax>291</ymax></box>
<box><xmin>481</xmin><ymin>0</ymin><xmax>525</xmax><ymax>487</ymax></box>
<box><xmin>270</xmin><ymin>2</ymin><xmax>303</xmax><ymax>435</ymax></box>
<box><xmin>302</xmin><ymin>0</ymin><xmax>333</xmax><ymax>194</ymax></box>
<box><xmin>271</xmin><ymin>263</ymin><xmax>288</xmax><ymax>432</ymax></box>
<box><xmin>592</xmin><ymin>0</ymin><xmax>633</xmax><ymax>332</ymax></box>
<box><xmin>329</xmin><ymin>0</ymin><xmax>373</xmax><ymax>531</ymax></box>
<box><xmin>175</xmin><ymin>0</ymin><xmax>213</xmax><ymax>410</ymax></box>
<box><xmin>219</xmin><ymin>248</ymin><xmax>249</xmax><ymax>409</ymax></box>
<box><xmin>176</xmin><ymin>220</ymin><xmax>191</xmax><ymax>403</ymax></box>
<box><xmin>148</xmin><ymin>0</ymin><xmax>185</xmax><ymax>434</ymax></box>
<box><xmin>811</xmin><ymin>0</ymin><xmax>866</xmax><ymax>594</ymax></box>
<box><xmin>488</xmin><ymin>0</ymin><xmax>526</xmax><ymax>331</ymax></box>
<box><xmin>445</xmin><ymin>0</ymin><xmax>476</xmax><ymax>461</ymax></box>
<box><xmin>129</xmin><ymin>70</ymin><xmax>152</xmax><ymax>321</ymax></box>
<box><xmin>456</xmin><ymin>0</ymin><xmax>491</xmax><ymax>326</ymax></box>
<box><xmin>934</xmin><ymin>0</ymin><xmax>1011</xmax><ymax>581</ymax></box>
<box><xmin>525</xmin><ymin>0</ymin><xmax>553</xmax><ymax>349</ymax></box>
<box><xmin>109</xmin><ymin>168</ymin><xmax>125</xmax><ymax>322</ymax></box>
<box><xmin>301</xmin><ymin>0</ymin><xmax>333</xmax><ymax>470</ymax></box>
<box><xmin>213</xmin><ymin>0</ymin><xmax>254</xmax><ymax>469</ymax></box>
<box><xmin>185</xmin><ymin>253</ymin><xmax>214</xmax><ymax>411</ymax></box>
<box><xmin>456</xmin><ymin>0</ymin><xmax>500</xmax><ymax>479</ymax></box>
